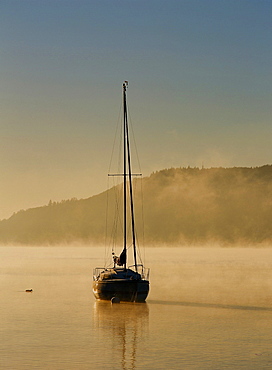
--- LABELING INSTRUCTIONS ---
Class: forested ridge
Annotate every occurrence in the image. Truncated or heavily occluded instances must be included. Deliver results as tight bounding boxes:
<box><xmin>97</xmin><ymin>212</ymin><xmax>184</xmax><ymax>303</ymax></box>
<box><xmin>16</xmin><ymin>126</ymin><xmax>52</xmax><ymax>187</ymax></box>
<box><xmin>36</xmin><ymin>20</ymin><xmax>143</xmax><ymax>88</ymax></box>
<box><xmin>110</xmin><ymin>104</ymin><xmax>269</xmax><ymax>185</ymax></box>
<box><xmin>1</xmin><ymin>165</ymin><xmax>272</xmax><ymax>246</ymax></box>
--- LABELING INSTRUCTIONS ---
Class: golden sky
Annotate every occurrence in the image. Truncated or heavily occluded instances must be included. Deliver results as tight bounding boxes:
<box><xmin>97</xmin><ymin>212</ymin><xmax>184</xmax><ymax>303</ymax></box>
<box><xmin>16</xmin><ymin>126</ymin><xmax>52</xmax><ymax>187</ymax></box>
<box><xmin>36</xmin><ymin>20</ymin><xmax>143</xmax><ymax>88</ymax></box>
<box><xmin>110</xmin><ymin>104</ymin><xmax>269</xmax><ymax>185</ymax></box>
<box><xmin>0</xmin><ymin>0</ymin><xmax>271</xmax><ymax>219</ymax></box>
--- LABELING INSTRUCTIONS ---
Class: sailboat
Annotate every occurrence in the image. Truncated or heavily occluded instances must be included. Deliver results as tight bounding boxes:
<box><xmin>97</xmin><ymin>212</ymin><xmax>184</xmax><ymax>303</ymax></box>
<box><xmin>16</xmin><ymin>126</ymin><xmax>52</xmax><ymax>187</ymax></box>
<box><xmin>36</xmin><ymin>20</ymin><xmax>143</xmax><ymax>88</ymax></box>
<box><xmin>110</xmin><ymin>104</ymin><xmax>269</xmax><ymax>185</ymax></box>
<box><xmin>92</xmin><ymin>81</ymin><xmax>150</xmax><ymax>302</ymax></box>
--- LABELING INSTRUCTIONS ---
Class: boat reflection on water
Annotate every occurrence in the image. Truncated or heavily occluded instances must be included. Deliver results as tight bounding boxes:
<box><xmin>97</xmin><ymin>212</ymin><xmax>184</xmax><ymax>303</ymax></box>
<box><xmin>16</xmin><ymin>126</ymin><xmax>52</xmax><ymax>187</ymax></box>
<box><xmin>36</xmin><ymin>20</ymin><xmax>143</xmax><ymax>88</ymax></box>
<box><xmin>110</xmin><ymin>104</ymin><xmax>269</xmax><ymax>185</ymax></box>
<box><xmin>93</xmin><ymin>302</ymin><xmax>149</xmax><ymax>369</ymax></box>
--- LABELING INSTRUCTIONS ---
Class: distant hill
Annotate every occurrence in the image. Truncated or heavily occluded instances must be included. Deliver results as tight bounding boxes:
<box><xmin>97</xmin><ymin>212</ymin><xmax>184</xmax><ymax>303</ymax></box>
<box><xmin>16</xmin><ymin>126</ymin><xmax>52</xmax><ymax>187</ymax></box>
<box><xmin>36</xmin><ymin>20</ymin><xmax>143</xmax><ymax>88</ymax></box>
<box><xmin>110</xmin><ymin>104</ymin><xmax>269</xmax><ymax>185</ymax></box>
<box><xmin>1</xmin><ymin>166</ymin><xmax>272</xmax><ymax>246</ymax></box>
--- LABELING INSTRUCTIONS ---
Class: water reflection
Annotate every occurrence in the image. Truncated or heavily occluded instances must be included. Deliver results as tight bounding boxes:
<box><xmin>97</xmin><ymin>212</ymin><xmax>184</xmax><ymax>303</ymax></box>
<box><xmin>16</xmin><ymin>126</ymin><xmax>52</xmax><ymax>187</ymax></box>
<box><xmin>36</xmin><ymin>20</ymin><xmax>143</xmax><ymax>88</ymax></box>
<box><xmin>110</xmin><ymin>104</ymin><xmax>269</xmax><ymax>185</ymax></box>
<box><xmin>93</xmin><ymin>302</ymin><xmax>149</xmax><ymax>370</ymax></box>
<box><xmin>148</xmin><ymin>300</ymin><xmax>272</xmax><ymax>311</ymax></box>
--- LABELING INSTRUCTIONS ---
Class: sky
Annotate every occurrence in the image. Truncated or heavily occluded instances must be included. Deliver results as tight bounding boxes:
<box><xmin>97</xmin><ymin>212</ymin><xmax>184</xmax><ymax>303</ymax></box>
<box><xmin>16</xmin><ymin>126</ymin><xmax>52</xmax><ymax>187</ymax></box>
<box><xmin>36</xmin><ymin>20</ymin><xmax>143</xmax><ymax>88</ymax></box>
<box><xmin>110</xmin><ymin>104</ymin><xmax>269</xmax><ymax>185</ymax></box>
<box><xmin>0</xmin><ymin>0</ymin><xmax>272</xmax><ymax>220</ymax></box>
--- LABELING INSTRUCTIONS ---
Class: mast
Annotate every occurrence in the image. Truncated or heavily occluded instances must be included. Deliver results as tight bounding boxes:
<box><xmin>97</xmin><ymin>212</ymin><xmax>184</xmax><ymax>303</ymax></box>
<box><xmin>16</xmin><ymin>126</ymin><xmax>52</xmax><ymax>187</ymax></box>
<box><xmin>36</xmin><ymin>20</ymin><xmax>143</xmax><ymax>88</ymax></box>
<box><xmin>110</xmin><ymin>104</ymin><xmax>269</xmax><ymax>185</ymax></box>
<box><xmin>123</xmin><ymin>82</ymin><xmax>127</xmax><ymax>270</ymax></box>
<box><xmin>125</xmin><ymin>108</ymin><xmax>138</xmax><ymax>272</ymax></box>
<box><xmin>123</xmin><ymin>81</ymin><xmax>138</xmax><ymax>271</ymax></box>
<box><xmin>109</xmin><ymin>82</ymin><xmax>142</xmax><ymax>271</ymax></box>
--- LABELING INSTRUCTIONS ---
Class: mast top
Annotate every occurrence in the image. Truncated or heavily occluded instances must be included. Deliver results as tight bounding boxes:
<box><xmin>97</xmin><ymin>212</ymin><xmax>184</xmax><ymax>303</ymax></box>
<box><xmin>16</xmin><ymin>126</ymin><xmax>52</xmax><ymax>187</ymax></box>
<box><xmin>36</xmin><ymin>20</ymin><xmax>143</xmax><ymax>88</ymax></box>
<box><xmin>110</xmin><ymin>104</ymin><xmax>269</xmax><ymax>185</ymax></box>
<box><xmin>123</xmin><ymin>81</ymin><xmax>129</xmax><ymax>91</ymax></box>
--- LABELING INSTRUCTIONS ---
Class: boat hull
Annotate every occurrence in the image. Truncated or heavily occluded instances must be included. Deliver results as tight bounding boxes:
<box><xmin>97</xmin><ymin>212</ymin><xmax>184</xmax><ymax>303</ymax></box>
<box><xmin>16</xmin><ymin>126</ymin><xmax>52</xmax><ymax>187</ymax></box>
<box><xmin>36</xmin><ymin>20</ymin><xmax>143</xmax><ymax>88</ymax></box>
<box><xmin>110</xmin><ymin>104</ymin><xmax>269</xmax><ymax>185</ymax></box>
<box><xmin>93</xmin><ymin>279</ymin><xmax>149</xmax><ymax>302</ymax></box>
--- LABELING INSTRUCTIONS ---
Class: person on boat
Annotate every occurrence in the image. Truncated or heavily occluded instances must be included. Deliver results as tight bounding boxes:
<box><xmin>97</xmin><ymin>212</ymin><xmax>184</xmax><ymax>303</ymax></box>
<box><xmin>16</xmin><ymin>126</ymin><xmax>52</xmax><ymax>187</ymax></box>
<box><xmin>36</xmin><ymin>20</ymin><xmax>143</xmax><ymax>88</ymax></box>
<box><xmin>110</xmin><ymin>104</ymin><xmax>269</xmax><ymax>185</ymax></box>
<box><xmin>112</xmin><ymin>249</ymin><xmax>126</xmax><ymax>266</ymax></box>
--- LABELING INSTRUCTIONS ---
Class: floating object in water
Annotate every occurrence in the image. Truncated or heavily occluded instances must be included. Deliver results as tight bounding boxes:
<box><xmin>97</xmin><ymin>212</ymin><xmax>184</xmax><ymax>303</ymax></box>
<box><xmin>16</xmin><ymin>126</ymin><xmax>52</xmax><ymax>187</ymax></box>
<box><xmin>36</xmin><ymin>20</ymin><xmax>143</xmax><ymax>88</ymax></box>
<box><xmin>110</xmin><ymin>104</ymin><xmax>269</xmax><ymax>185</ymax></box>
<box><xmin>111</xmin><ymin>297</ymin><xmax>120</xmax><ymax>304</ymax></box>
<box><xmin>25</xmin><ymin>289</ymin><xmax>33</xmax><ymax>292</ymax></box>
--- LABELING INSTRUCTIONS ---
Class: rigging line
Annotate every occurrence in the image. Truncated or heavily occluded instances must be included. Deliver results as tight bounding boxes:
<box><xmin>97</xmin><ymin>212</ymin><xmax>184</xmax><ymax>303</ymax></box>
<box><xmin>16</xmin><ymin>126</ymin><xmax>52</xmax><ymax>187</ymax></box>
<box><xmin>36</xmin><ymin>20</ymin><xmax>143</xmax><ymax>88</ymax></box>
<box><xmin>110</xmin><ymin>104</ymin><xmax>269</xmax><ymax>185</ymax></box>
<box><xmin>126</xmin><ymin>92</ymin><xmax>146</xmax><ymax>267</ymax></box>
<box><xmin>112</xmin><ymin>180</ymin><xmax>123</xmax><ymax>237</ymax></box>
<box><xmin>106</xmin><ymin>177</ymin><xmax>123</xmax><ymax>267</ymax></box>
<box><xmin>117</xmin><ymin>123</ymin><xmax>123</xmax><ymax>175</ymax></box>
<box><xmin>104</xmin><ymin>99</ymin><xmax>122</xmax><ymax>267</ymax></box>
<box><xmin>125</xmin><ymin>160</ymin><xmax>145</xmax><ymax>266</ymax></box>
<box><xmin>108</xmin><ymin>183</ymin><xmax>122</xmax><ymax>263</ymax></box>
<box><xmin>127</xmin><ymin>104</ymin><xmax>145</xmax><ymax>265</ymax></box>
<box><xmin>104</xmin><ymin>174</ymin><xmax>110</xmax><ymax>266</ymax></box>
<box><xmin>139</xmin><ymin>175</ymin><xmax>146</xmax><ymax>264</ymax></box>
<box><xmin>106</xmin><ymin>193</ymin><xmax>121</xmax><ymax>269</ymax></box>
<box><xmin>105</xmin><ymin>170</ymin><xmax>120</xmax><ymax>266</ymax></box>
<box><xmin>130</xmin><ymin>179</ymin><xmax>142</xmax><ymax>264</ymax></box>
<box><xmin>125</xmin><ymin>100</ymin><xmax>138</xmax><ymax>271</ymax></box>
<box><xmin>109</xmin><ymin>105</ymin><xmax>123</xmax><ymax>183</ymax></box>
<box><xmin>107</xmin><ymin>122</ymin><xmax>123</xmax><ymax>263</ymax></box>
<box><xmin>107</xmin><ymin>101</ymin><xmax>122</xmax><ymax>174</ymax></box>
<box><xmin>115</xmin><ymin>183</ymin><xmax>123</xmax><ymax>233</ymax></box>
<box><xmin>127</xmin><ymin>105</ymin><xmax>142</xmax><ymax>174</ymax></box>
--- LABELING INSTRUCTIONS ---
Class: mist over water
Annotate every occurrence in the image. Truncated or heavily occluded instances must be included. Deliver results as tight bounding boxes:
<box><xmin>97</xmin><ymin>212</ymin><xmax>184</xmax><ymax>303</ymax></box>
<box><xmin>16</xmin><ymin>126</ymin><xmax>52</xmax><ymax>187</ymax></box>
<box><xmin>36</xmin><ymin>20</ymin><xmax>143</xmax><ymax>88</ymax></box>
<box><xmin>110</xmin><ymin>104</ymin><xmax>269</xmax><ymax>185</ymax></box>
<box><xmin>144</xmin><ymin>247</ymin><xmax>272</xmax><ymax>309</ymax></box>
<box><xmin>1</xmin><ymin>245</ymin><xmax>272</xmax><ymax>369</ymax></box>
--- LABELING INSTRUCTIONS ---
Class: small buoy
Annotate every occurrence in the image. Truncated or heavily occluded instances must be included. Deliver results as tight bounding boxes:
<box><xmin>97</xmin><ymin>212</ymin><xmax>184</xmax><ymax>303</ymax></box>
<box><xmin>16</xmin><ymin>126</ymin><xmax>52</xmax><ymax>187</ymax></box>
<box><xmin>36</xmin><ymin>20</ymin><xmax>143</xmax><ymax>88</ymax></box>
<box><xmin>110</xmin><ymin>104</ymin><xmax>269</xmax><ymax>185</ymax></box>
<box><xmin>25</xmin><ymin>289</ymin><xmax>33</xmax><ymax>292</ymax></box>
<box><xmin>111</xmin><ymin>297</ymin><xmax>120</xmax><ymax>304</ymax></box>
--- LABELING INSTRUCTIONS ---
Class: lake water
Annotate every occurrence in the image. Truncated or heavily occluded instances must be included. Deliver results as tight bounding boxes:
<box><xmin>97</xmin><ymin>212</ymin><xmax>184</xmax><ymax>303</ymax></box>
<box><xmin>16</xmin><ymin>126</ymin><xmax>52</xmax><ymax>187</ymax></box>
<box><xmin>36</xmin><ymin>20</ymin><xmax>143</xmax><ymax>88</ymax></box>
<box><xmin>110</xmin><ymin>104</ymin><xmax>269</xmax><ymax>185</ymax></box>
<box><xmin>1</xmin><ymin>246</ymin><xmax>272</xmax><ymax>369</ymax></box>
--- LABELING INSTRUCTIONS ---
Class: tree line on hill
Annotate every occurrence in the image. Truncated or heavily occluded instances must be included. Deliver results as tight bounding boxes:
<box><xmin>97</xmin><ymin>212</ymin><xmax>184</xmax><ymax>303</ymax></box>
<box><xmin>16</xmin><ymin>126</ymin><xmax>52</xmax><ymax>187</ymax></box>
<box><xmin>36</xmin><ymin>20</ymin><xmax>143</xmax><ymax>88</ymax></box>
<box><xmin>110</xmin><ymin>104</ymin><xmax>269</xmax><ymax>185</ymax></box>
<box><xmin>1</xmin><ymin>165</ymin><xmax>272</xmax><ymax>246</ymax></box>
